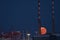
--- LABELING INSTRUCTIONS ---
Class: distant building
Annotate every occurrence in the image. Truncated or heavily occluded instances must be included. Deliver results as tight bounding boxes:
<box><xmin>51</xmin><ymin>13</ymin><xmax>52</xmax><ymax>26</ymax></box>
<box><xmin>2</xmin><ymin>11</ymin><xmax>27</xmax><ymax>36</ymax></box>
<box><xmin>32</xmin><ymin>35</ymin><xmax>50</xmax><ymax>40</ymax></box>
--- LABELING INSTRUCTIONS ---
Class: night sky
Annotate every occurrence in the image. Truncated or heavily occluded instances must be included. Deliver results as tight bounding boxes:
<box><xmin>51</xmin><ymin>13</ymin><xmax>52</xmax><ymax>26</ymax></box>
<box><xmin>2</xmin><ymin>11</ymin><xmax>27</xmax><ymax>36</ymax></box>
<box><xmin>0</xmin><ymin>0</ymin><xmax>60</xmax><ymax>34</ymax></box>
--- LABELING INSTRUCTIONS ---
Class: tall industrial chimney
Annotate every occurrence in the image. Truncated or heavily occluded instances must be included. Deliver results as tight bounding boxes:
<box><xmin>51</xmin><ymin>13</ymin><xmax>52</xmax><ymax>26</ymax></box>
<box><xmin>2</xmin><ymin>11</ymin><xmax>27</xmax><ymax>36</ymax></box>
<box><xmin>38</xmin><ymin>0</ymin><xmax>42</xmax><ymax>34</ymax></box>
<box><xmin>52</xmin><ymin>0</ymin><xmax>55</xmax><ymax>33</ymax></box>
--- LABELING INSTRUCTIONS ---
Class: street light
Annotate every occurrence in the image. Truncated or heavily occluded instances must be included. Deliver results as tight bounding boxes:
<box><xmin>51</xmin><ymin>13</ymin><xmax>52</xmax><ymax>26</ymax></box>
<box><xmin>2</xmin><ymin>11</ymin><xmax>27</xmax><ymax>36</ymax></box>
<box><xmin>27</xmin><ymin>33</ymin><xmax>31</xmax><ymax>36</ymax></box>
<box><xmin>26</xmin><ymin>33</ymin><xmax>31</xmax><ymax>40</ymax></box>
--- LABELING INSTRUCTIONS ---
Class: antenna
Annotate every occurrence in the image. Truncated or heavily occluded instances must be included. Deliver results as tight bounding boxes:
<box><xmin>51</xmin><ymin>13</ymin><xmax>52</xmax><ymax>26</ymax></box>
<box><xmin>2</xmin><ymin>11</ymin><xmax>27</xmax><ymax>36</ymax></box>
<box><xmin>38</xmin><ymin>0</ymin><xmax>42</xmax><ymax>34</ymax></box>
<box><xmin>52</xmin><ymin>0</ymin><xmax>55</xmax><ymax>33</ymax></box>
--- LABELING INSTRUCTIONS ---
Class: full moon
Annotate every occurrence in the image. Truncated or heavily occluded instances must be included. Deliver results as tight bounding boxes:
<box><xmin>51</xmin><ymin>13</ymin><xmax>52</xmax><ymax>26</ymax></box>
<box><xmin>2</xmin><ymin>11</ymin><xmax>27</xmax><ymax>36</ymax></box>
<box><xmin>40</xmin><ymin>27</ymin><xmax>47</xmax><ymax>35</ymax></box>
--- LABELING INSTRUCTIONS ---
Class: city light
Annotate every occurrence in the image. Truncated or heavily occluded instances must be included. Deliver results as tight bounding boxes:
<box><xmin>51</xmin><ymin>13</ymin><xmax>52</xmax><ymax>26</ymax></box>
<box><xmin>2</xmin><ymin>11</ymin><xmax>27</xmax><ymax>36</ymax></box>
<box><xmin>27</xmin><ymin>33</ymin><xmax>31</xmax><ymax>36</ymax></box>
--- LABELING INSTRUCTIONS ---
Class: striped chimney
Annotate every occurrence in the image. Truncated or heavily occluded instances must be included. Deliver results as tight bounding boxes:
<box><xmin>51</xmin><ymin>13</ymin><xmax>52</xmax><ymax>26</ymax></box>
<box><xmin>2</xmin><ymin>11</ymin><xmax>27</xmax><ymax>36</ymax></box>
<box><xmin>38</xmin><ymin>0</ymin><xmax>42</xmax><ymax>34</ymax></box>
<box><xmin>52</xmin><ymin>0</ymin><xmax>55</xmax><ymax>33</ymax></box>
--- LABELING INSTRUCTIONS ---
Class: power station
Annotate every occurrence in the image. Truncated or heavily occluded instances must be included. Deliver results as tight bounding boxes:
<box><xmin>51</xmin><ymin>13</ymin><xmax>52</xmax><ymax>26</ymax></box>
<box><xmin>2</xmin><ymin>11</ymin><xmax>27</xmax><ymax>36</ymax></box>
<box><xmin>0</xmin><ymin>0</ymin><xmax>60</xmax><ymax>40</ymax></box>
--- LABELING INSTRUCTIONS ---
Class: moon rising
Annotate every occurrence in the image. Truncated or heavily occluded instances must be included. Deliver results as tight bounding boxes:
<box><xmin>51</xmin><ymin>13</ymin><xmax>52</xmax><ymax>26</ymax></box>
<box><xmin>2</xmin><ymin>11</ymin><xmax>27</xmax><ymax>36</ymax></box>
<box><xmin>40</xmin><ymin>27</ymin><xmax>47</xmax><ymax>35</ymax></box>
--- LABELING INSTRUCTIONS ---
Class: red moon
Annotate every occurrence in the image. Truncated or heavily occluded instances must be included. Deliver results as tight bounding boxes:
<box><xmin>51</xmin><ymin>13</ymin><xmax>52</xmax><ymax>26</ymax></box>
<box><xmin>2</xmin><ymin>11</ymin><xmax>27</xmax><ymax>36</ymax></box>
<box><xmin>40</xmin><ymin>27</ymin><xmax>47</xmax><ymax>35</ymax></box>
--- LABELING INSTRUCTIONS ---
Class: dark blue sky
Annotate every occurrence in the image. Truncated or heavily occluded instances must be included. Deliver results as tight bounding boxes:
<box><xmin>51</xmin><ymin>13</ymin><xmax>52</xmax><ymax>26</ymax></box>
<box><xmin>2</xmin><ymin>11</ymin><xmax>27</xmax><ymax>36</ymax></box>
<box><xmin>0</xmin><ymin>0</ymin><xmax>60</xmax><ymax>33</ymax></box>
